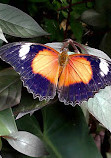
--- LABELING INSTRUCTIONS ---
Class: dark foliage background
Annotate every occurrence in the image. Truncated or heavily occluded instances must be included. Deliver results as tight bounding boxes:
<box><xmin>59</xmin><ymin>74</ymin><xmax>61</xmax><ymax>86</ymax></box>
<box><xmin>0</xmin><ymin>0</ymin><xmax>111</xmax><ymax>158</ymax></box>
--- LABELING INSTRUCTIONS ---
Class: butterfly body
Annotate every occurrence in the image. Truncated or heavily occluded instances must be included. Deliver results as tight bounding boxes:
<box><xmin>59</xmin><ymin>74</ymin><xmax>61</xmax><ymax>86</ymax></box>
<box><xmin>59</xmin><ymin>50</ymin><xmax>68</xmax><ymax>66</ymax></box>
<box><xmin>0</xmin><ymin>42</ymin><xmax>111</xmax><ymax>106</ymax></box>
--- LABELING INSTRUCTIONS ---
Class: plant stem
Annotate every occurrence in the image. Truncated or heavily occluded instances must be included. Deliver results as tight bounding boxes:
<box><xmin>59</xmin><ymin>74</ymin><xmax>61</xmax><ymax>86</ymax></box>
<box><xmin>64</xmin><ymin>0</ymin><xmax>72</xmax><ymax>39</ymax></box>
<box><xmin>58</xmin><ymin>0</ymin><xmax>94</xmax><ymax>11</ymax></box>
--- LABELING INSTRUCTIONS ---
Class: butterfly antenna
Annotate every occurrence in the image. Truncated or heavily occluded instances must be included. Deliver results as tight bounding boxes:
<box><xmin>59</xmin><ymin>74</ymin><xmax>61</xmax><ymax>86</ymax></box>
<box><xmin>73</xmin><ymin>40</ymin><xmax>88</xmax><ymax>53</ymax></box>
<box><xmin>62</xmin><ymin>39</ymin><xmax>80</xmax><ymax>54</ymax></box>
<box><xmin>62</xmin><ymin>39</ymin><xmax>88</xmax><ymax>54</ymax></box>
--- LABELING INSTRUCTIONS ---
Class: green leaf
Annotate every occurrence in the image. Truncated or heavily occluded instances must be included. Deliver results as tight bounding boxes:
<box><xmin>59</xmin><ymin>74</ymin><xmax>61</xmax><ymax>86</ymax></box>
<box><xmin>0</xmin><ymin>0</ymin><xmax>9</xmax><ymax>3</ymax></box>
<box><xmin>81</xmin><ymin>44</ymin><xmax>111</xmax><ymax>61</ymax></box>
<box><xmin>28</xmin><ymin>0</ymin><xmax>48</xmax><ymax>2</ymax></box>
<box><xmin>0</xmin><ymin>137</ymin><xmax>2</xmax><ymax>150</ymax></box>
<box><xmin>7</xmin><ymin>131</ymin><xmax>47</xmax><ymax>157</ymax></box>
<box><xmin>81</xmin><ymin>9</ymin><xmax>106</xmax><ymax>28</ymax></box>
<box><xmin>0</xmin><ymin>68</ymin><xmax>22</xmax><ymax>111</ymax></box>
<box><xmin>0</xmin><ymin>3</ymin><xmax>49</xmax><ymax>38</ymax></box>
<box><xmin>72</xmin><ymin>5</ymin><xmax>86</xmax><ymax>19</ymax></box>
<box><xmin>16</xmin><ymin>115</ymin><xmax>42</xmax><ymax>138</ymax></box>
<box><xmin>0</xmin><ymin>27</ymin><xmax>8</xmax><ymax>43</ymax></box>
<box><xmin>95</xmin><ymin>0</ymin><xmax>111</xmax><ymax>27</ymax></box>
<box><xmin>95</xmin><ymin>0</ymin><xmax>111</xmax><ymax>13</ymax></box>
<box><xmin>81</xmin><ymin>106</ymin><xmax>89</xmax><ymax>124</ymax></box>
<box><xmin>45</xmin><ymin>42</ymin><xmax>63</xmax><ymax>52</ymax></box>
<box><xmin>44</xmin><ymin>19</ymin><xmax>64</xmax><ymax>41</ymax></box>
<box><xmin>70</xmin><ymin>17</ymin><xmax>83</xmax><ymax>42</ymax></box>
<box><xmin>82</xmin><ymin>86</ymin><xmax>111</xmax><ymax>132</ymax></box>
<box><xmin>99</xmin><ymin>31</ymin><xmax>111</xmax><ymax>57</ymax></box>
<box><xmin>16</xmin><ymin>103</ymin><xmax>102</xmax><ymax>157</ymax></box>
<box><xmin>13</xmin><ymin>92</ymin><xmax>49</xmax><ymax>119</ymax></box>
<box><xmin>0</xmin><ymin>108</ymin><xmax>17</xmax><ymax>136</ymax></box>
<box><xmin>107</xmin><ymin>153</ymin><xmax>111</xmax><ymax>158</ymax></box>
<box><xmin>5</xmin><ymin>114</ymin><xmax>47</xmax><ymax>157</ymax></box>
<box><xmin>41</xmin><ymin>103</ymin><xmax>102</xmax><ymax>158</ymax></box>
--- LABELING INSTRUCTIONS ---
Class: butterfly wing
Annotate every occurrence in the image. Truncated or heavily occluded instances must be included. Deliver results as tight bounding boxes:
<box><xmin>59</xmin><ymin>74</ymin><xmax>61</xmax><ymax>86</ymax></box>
<box><xmin>58</xmin><ymin>54</ymin><xmax>111</xmax><ymax>105</ymax></box>
<box><xmin>0</xmin><ymin>42</ymin><xmax>60</xmax><ymax>100</ymax></box>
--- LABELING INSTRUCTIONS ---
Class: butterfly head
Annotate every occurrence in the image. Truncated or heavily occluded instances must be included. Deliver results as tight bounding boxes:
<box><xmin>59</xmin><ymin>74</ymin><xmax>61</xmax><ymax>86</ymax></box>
<box><xmin>62</xmin><ymin>39</ymin><xmax>88</xmax><ymax>55</ymax></box>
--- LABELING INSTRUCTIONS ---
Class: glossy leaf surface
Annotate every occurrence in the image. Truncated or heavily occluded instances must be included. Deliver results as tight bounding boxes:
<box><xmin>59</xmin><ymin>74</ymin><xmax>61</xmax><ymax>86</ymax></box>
<box><xmin>13</xmin><ymin>92</ymin><xmax>50</xmax><ymax>119</ymax></box>
<box><xmin>0</xmin><ymin>27</ymin><xmax>8</xmax><ymax>43</ymax></box>
<box><xmin>0</xmin><ymin>68</ymin><xmax>22</xmax><ymax>111</ymax></box>
<box><xmin>7</xmin><ymin>131</ymin><xmax>47</xmax><ymax>157</ymax></box>
<box><xmin>16</xmin><ymin>104</ymin><xmax>102</xmax><ymax>158</ymax></box>
<box><xmin>41</xmin><ymin>104</ymin><xmax>102</xmax><ymax>158</ymax></box>
<box><xmin>0</xmin><ymin>108</ymin><xmax>17</xmax><ymax>136</ymax></box>
<box><xmin>82</xmin><ymin>86</ymin><xmax>111</xmax><ymax>132</ymax></box>
<box><xmin>0</xmin><ymin>3</ymin><xmax>48</xmax><ymax>38</ymax></box>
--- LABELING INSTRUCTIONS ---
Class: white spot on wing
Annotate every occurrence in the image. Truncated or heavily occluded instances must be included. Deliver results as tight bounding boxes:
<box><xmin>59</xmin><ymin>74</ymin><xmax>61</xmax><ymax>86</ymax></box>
<box><xmin>99</xmin><ymin>58</ymin><xmax>109</xmax><ymax>77</ymax></box>
<box><xmin>19</xmin><ymin>43</ymin><xmax>32</xmax><ymax>60</ymax></box>
<box><xmin>100</xmin><ymin>71</ymin><xmax>105</xmax><ymax>77</ymax></box>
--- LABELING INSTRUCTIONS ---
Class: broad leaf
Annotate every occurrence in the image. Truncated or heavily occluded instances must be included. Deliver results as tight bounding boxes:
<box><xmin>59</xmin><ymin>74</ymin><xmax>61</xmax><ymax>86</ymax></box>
<box><xmin>99</xmin><ymin>31</ymin><xmax>111</xmax><ymax>57</ymax></box>
<box><xmin>95</xmin><ymin>0</ymin><xmax>111</xmax><ymax>27</ymax></box>
<box><xmin>16</xmin><ymin>103</ymin><xmax>102</xmax><ymax>157</ymax></box>
<box><xmin>0</xmin><ymin>27</ymin><xmax>8</xmax><ymax>43</ymax></box>
<box><xmin>45</xmin><ymin>42</ymin><xmax>63</xmax><ymax>52</ymax></box>
<box><xmin>107</xmin><ymin>153</ymin><xmax>111</xmax><ymax>158</ymax></box>
<box><xmin>16</xmin><ymin>115</ymin><xmax>48</xmax><ymax>157</ymax></box>
<box><xmin>0</xmin><ymin>68</ymin><xmax>22</xmax><ymax>111</ymax></box>
<box><xmin>44</xmin><ymin>19</ymin><xmax>63</xmax><ymax>41</ymax></box>
<box><xmin>81</xmin><ymin>105</ymin><xmax>89</xmax><ymax>124</ymax></box>
<box><xmin>82</xmin><ymin>86</ymin><xmax>111</xmax><ymax>132</ymax></box>
<box><xmin>41</xmin><ymin>103</ymin><xmax>102</xmax><ymax>158</ymax></box>
<box><xmin>81</xmin><ymin>9</ymin><xmax>106</xmax><ymax>28</ymax></box>
<box><xmin>95</xmin><ymin>0</ymin><xmax>111</xmax><ymax>14</ymax></box>
<box><xmin>0</xmin><ymin>108</ymin><xmax>17</xmax><ymax>136</ymax></box>
<box><xmin>16</xmin><ymin>104</ymin><xmax>102</xmax><ymax>157</ymax></box>
<box><xmin>6</xmin><ymin>131</ymin><xmax>48</xmax><ymax>157</ymax></box>
<box><xmin>13</xmin><ymin>92</ymin><xmax>50</xmax><ymax>119</ymax></box>
<box><xmin>0</xmin><ymin>137</ymin><xmax>2</xmax><ymax>150</ymax></box>
<box><xmin>70</xmin><ymin>17</ymin><xmax>83</xmax><ymax>42</ymax></box>
<box><xmin>82</xmin><ymin>45</ymin><xmax>111</xmax><ymax>60</ymax></box>
<box><xmin>29</xmin><ymin>0</ymin><xmax>48</xmax><ymax>2</ymax></box>
<box><xmin>0</xmin><ymin>3</ymin><xmax>48</xmax><ymax>38</ymax></box>
<box><xmin>16</xmin><ymin>114</ymin><xmax>42</xmax><ymax>138</ymax></box>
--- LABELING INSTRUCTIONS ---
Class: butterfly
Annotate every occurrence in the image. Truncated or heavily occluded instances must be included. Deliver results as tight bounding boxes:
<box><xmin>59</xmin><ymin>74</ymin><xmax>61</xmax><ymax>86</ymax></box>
<box><xmin>0</xmin><ymin>39</ymin><xmax>111</xmax><ymax>106</ymax></box>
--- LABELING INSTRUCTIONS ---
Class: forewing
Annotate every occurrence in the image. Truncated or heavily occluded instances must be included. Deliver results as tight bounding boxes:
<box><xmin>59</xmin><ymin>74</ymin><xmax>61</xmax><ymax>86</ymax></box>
<box><xmin>58</xmin><ymin>54</ymin><xmax>111</xmax><ymax>105</ymax></box>
<box><xmin>0</xmin><ymin>42</ymin><xmax>60</xmax><ymax>100</ymax></box>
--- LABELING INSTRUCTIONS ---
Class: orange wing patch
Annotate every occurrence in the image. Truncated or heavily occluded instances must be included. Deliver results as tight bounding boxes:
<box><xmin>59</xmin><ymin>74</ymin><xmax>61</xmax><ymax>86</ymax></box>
<box><xmin>31</xmin><ymin>49</ymin><xmax>60</xmax><ymax>86</ymax></box>
<box><xmin>58</xmin><ymin>56</ymin><xmax>93</xmax><ymax>87</ymax></box>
